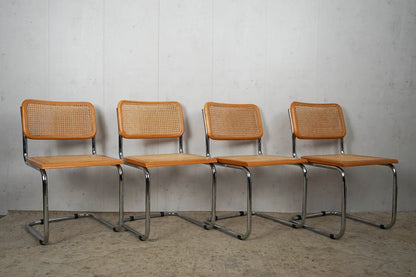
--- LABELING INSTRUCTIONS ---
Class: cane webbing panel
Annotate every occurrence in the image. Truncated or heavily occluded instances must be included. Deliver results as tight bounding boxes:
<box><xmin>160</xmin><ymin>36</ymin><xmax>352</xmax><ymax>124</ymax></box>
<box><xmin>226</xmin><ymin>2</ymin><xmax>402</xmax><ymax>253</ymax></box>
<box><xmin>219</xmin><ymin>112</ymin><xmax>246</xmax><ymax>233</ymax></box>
<box><xmin>118</xmin><ymin>101</ymin><xmax>185</xmax><ymax>139</ymax></box>
<box><xmin>27</xmin><ymin>155</ymin><xmax>123</xmax><ymax>169</ymax></box>
<box><xmin>290</xmin><ymin>102</ymin><xmax>346</xmax><ymax>139</ymax></box>
<box><xmin>204</xmin><ymin>102</ymin><xmax>263</xmax><ymax>140</ymax></box>
<box><xmin>21</xmin><ymin>99</ymin><xmax>96</xmax><ymax>140</ymax></box>
<box><xmin>124</xmin><ymin>153</ymin><xmax>217</xmax><ymax>168</ymax></box>
<box><xmin>302</xmin><ymin>154</ymin><xmax>398</xmax><ymax>167</ymax></box>
<box><xmin>216</xmin><ymin>155</ymin><xmax>307</xmax><ymax>167</ymax></box>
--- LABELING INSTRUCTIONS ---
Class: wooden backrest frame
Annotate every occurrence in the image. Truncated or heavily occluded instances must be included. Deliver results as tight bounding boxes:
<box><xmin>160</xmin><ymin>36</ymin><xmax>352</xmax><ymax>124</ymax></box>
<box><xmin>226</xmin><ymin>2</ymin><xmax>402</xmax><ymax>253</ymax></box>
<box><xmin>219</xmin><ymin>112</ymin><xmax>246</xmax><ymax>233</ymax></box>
<box><xmin>289</xmin><ymin>101</ymin><xmax>346</xmax><ymax>157</ymax></box>
<box><xmin>290</xmin><ymin>101</ymin><xmax>346</xmax><ymax>140</ymax></box>
<box><xmin>117</xmin><ymin>100</ymin><xmax>185</xmax><ymax>139</ymax></box>
<box><xmin>20</xmin><ymin>99</ymin><xmax>98</xmax><ymax>163</ymax></box>
<box><xmin>203</xmin><ymin>102</ymin><xmax>264</xmax><ymax>157</ymax></box>
<box><xmin>203</xmin><ymin>102</ymin><xmax>263</xmax><ymax>141</ymax></box>
<box><xmin>21</xmin><ymin>99</ymin><xmax>97</xmax><ymax>140</ymax></box>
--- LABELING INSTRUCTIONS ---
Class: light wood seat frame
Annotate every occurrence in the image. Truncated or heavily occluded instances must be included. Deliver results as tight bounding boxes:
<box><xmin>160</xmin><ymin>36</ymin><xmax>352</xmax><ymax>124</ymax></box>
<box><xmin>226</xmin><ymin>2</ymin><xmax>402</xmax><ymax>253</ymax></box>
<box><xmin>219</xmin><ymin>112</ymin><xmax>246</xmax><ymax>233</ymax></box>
<box><xmin>117</xmin><ymin>100</ymin><xmax>217</xmax><ymax>241</ymax></box>
<box><xmin>203</xmin><ymin>102</ymin><xmax>308</xmax><ymax>240</ymax></box>
<box><xmin>289</xmin><ymin>101</ymin><xmax>398</xmax><ymax>239</ymax></box>
<box><xmin>20</xmin><ymin>99</ymin><xmax>124</xmax><ymax>245</ymax></box>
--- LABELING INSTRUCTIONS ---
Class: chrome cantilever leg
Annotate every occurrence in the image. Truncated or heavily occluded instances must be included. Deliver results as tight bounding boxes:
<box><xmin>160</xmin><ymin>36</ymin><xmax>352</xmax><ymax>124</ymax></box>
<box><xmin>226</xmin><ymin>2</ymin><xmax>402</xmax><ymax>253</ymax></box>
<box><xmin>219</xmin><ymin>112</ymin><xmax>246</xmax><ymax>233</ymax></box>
<box><xmin>175</xmin><ymin>164</ymin><xmax>217</xmax><ymax>230</ymax></box>
<box><xmin>291</xmin><ymin>165</ymin><xmax>347</xmax><ymax>240</ymax></box>
<box><xmin>210</xmin><ymin>164</ymin><xmax>252</xmax><ymax>240</ymax></box>
<box><xmin>116</xmin><ymin>165</ymin><xmax>124</xmax><ymax>232</ymax></box>
<box><xmin>122</xmin><ymin>167</ymin><xmax>151</xmax><ymax>241</ymax></box>
<box><xmin>343</xmin><ymin>164</ymin><xmax>397</xmax><ymax>230</ymax></box>
<box><xmin>122</xmin><ymin>164</ymin><xmax>216</xmax><ymax>241</ymax></box>
<box><xmin>292</xmin><ymin>164</ymin><xmax>397</xmax><ymax>239</ymax></box>
<box><xmin>25</xmin><ymin>169</ymin><xmax>50</xmax><ymax>245</ymax></box>
<box><xmin>26</xmin><ymin>166</ymin><xmax>123</xmax><ymax>245</ymax></box>
<box><xmin>255</xmin><ymin>164</ymin><xmax>308</xmax><ymax>228</ymax></box>
<box><xmin>383</xmin><ymin>164</ymin><xmax>397</xmax><ymax>229</ymax></box>
<box><xmin>205</xmin><ymin>164</ymin><xmax>217</xmax><ymax>229</ymax></box>
<box><xmin>212</xmin><ymin>163</ymin><xmax>308</xmax><ymax>240</ymax></box>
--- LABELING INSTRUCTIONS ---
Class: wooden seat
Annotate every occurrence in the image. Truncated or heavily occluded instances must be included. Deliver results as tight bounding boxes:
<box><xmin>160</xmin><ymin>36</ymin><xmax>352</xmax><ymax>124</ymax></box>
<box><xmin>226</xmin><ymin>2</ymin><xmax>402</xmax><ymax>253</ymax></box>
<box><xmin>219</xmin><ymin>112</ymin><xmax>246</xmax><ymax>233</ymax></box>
<box><xmin>216</xmin><ymin>155</ymin><xmax>306</xmax><ymax>167</ymax></box>
<box><xmin>124</xmin><ymin>153</ymin><xmax>215</xmax><ymax>168</ymax></box>
<box><xmin>117</xmin><ymin>100</ymin><xmax>216</xmax><ymax>241</ymax></box>
<box><xmin>20</xmin><ymin>99</ymin><xmax>123</xmax><ymax>245</ymax></box>
<box><xmin>27</xmin><ymin>155</ymin><xmax>123</xmax><ymax>169</ymax></box>
<box><xmin>203</xmin><ymin>102</ymin><xmax>308</xmax><ymax>240</ymax></box>
<box><xmin>301</xmin><ymin>154</ymin><xmax>398</xmax><ymax>168</ymax></box>
<box><xmin>289</xmin><ymin>101</ymin><xmax>398</xmax><ymax>239</ymax></box>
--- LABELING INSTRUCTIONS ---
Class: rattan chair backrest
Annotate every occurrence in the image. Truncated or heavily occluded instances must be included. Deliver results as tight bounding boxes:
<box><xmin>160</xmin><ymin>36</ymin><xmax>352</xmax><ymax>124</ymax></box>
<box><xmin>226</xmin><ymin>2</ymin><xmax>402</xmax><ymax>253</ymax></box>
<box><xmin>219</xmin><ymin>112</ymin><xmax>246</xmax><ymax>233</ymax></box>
<box><xmin>21</xmin><ymin>99</ymin><xmax>97</xmax><ymax>140</ymax></box>
<box><xmin>290</xmin><ymin>102</ymin><xmax>346</xmax><ymax>139</ymax></box>
<box><xmin>117</xmin><ymin>100</ymin><xmax>185</xmax><ymax>139</ymax></box>
<box><xmin>204</xmin><ymin>102</ymin><xmax>263</xmax><ymax>140</ymax></box>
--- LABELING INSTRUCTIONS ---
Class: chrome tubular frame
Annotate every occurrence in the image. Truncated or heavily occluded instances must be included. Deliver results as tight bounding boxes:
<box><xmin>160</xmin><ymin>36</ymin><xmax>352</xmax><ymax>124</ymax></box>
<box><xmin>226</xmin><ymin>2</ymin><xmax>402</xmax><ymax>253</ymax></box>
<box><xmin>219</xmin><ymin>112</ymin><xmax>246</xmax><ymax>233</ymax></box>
<box><xmin>202</xmin><ymin>108</ymin><xmax>308</xmax><ymax>240</ymax></box>
<box><xmin>23</xmin><ymin>133</ymin><xmax>123</xmax><ymax>245</ymax></box>
<box><xmin>209</xmin><ymin>162</ymin><xmax>308</xmax><ymax>240</ymax></box>
<box><xmin>116</xmin><ymin>165</ymin><xmax>124</xmax><ymax>231</ymax></box>
<box><xmin>254</xmin><ymin>163</ymin><xmax>308</xmax><ymax>229</ymax></box>
<box><xmin>211</xmin><ymin>163</ymin><xmax>253</xmax><ymax>240</ymax></box>
<box><xmin>178</xmin><ymin>136</ymin><xmax>184</xmax><ymax>153</ymax></box>
<box><xmin>257</xmin><ymin>138</ymin><xmax>263</xmax><ymax>155</ymax></box>
<box><xmin>290</xmin><ymin>163</ymin><xmax>397</xmax><ymax>239</ymax></box>
<box><xmin>91</xmin><ymin>137</ymin><xmax>97</xmax><ymax>155</ymax></box>
<box><xmin>118</xmin><ymin>133</ymin><xmax>217</xmax><ymax>241</ymax></box>
<box><xmin>202</xmin><ymin>110</ymin><xmax>211</xmax><ymax>158</ymax></box>
<box><xmin>289</xmin><ymin>108</ymin><xmax>398</xmax><ymax>239</ymax></box>
<box><xmin>118</xmin><ymin>133</ymin><xmax>124</xmax><ymax>160</ymax></box>
<box><xmin>290</xmin><ymin>163</ymin><xmax>347</xmax><ymax>240</ymax></box>
<box><xmin>288</xmin><ymin>110</ymin><xmax>297</xmax><ymax>158</ymax></box>
<box><xmin>119</xmin><ymin>164</ymin><xmax>151</xmax><ymax>241</ymax></box>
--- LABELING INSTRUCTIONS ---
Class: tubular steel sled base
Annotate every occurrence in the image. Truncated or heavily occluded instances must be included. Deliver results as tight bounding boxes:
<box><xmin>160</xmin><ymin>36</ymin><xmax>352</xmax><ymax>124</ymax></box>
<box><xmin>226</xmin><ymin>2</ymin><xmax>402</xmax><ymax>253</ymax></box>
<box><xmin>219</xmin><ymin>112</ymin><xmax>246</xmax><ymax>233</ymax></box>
<box><xmin>291</xmin><ymin>210</ymin><xmax>396</xmax><ymax>240</ymax></box>
<box><xmin>26</xmin><ymin>213</ymin><xmax>118</xmax><ymax>245</ymax></box>
<box><xmin>122</xmin><ymin>212</ymin><xmax>213</xmax><ymax>241</ymax></box>
<box><xmin>207</xmin><ymin>210</ymin><xmax>305</xmax><ymax>240</ymax></box>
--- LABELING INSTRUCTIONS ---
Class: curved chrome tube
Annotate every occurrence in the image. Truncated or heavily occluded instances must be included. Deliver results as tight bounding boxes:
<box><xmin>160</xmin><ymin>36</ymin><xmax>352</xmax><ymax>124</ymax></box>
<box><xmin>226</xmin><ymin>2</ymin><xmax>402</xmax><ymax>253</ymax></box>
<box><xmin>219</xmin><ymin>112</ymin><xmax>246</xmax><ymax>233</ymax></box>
<box><xmin>41</xmin><ymin>170</ymin><xmax>49</xmax><ymax>244</ymax></box>
<box><xmin>116</xmin><ymin>165</ymin><xmax>124</xmax><ymax>231</ymax></box>
<box><xmin>121</xmin><ymin>162</ymin><xmax>217</xmax><ymax>241</ymax></box>
<box><xmin>382</xmin><ymin>164</ymin><xmax>397</xmax><ymax>229</ymax></box>
<box><xmin>25</xmin><ymin>164</ymin><xmax>124</xmax><ymax>245</ymax></box>
<box><xmin>294</xmin><ymin>162</ymin><xmax>398</xmax><ymax>239</ymax></box>
<box><xmin>121</xmin><ymin>166</ymin><xmax>151</xmax><ymax>241</ymax></box>
<box><xmin>291</xmin><ymin>164</ymin><xmax>347</xmax><ymax>239</ymax></box>
<box><xmin>210</xmin><ymin>164</ymin><xmax>252</xmax><ymax>240</ymax></box>
<box><xmin>205</xmin><ymin>164</ymin><xmax>217</xmax><ymax>229</ymax></box>
<box><xmin>118</xmin><ymin>134</ymin><xmax>124</xmax><ymax>160</ymax></box>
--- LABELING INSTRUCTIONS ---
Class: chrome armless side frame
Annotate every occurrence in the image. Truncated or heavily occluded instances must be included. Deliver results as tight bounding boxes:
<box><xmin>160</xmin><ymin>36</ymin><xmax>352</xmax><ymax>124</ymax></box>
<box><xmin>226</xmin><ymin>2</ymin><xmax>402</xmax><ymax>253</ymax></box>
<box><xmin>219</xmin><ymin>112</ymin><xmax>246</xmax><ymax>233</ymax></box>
<box><xmin>22</xmin><ymin>130</ymin><xmax>123</xmax><ymax>245</ymax></box>
<box><xmin>117</xmin><ymin>125</ymin><xmax>217</xmax><ymax>241</ymax></box>
<box><xmin>202</xmin><ymin>109</ymin><xmax>308</xmax><ymax>240</ymax></box>
<box><xmin>288</xmin><ymin>109</ymin><xmax>397</xmax><ymax>239</ymax></box>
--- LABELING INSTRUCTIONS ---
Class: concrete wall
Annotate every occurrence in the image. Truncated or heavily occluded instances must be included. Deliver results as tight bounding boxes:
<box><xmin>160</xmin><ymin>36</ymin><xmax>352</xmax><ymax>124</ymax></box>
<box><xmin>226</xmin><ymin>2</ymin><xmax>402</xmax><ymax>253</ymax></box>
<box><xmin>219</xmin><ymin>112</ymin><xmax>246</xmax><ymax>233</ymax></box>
<box><xmin>0</xmin><ymin>0</ymin><xmax>415</xmax><ymax>215</ymax></box>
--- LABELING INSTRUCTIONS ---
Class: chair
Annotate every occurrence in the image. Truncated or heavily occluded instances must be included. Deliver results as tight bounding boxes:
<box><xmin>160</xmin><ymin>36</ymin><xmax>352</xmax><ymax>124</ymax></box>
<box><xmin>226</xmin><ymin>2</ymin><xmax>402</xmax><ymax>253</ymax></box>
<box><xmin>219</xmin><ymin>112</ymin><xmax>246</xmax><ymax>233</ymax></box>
<box><xmin>203</xmin><ymin>102</ymin><xmax>308</xmax><ymax>240</ymax></box>
<box><xmin>117</xmin><ymin>100</ymin><xmax>217</xmax><ymax>241</ymax></box>
<box><xmin>20</xmin><ymin>99</ymin><xmax>124</xmax><ymax>245</ymax></box>
<box><xmin>289</xmin><ymin>101</ymin><xmax>398</xmax><ymax>239</ymax></box>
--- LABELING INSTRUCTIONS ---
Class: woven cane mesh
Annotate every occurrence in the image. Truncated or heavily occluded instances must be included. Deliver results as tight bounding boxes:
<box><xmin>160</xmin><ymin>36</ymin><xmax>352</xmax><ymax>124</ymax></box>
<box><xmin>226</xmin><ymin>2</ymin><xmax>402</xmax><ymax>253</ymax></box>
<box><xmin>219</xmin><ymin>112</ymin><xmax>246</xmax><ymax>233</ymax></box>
<box><xmin>118</xmin><ymin>101</ymin><xmax>184</xmax><ymax>139</ymax></box>
<box><xmin>216</xmin><ymin>155</ymin><xmax>307</xmax><ymax>167</ymax></box>
<box><xmin>27</xmin><ymin>154</ymin><xmax>123</xmax><ymax>169</ymax></box>
<box><xmin>290</xmin><ymin>102</ymin><xmax>346</xmax><ymax>139</ymax></box>
<box><xmin>302</xmin><ymin>154</ymin><xmax>398</xmax><ymax>167</ymax></box>
<box><xmin>124</xmin><ymin>153</ymin><xmax>216</xmax><ymax>168</ymax></box>
<box><xmin>204</xmin><ymin>102</ymin><xmax>263</xmax><ymax>140</ymax></box>
<box><xmin>21</xmin><ymin>99</ymin><xmax>96</xmax><ymax>140</ymax></box>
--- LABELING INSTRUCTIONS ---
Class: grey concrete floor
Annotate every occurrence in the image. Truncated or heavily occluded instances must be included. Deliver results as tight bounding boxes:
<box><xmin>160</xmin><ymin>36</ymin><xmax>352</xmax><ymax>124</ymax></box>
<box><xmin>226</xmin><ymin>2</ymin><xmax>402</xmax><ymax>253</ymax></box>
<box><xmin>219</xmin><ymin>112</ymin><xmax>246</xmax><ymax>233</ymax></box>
<box><xmin>0</xmin><ymin>211</ymin><xmax>415</xmax><ymax>276</ymax></box>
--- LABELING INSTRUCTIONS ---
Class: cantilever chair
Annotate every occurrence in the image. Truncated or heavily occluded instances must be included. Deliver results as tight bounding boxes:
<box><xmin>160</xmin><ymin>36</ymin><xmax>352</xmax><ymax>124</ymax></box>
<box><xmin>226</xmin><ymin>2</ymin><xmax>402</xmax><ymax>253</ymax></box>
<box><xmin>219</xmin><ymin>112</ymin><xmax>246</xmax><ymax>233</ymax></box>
<box><xmin>289</xmin><ymin>101</ymin><xmax>398</xmax><ymax>239</ymax></box>
<box><xmin>203</xmin><ymin>102</ymin><xmax>308</xmax><ymax>240</ymax></box>
<box><xmin>117</xmin><ymin>100</ymin><xmax>217</xmax><ymax>241</ymax></box>
<box><xmin>20</xmin><ymin>99</ymin><xmax>123</xmax><ymax>245</ymax></box>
